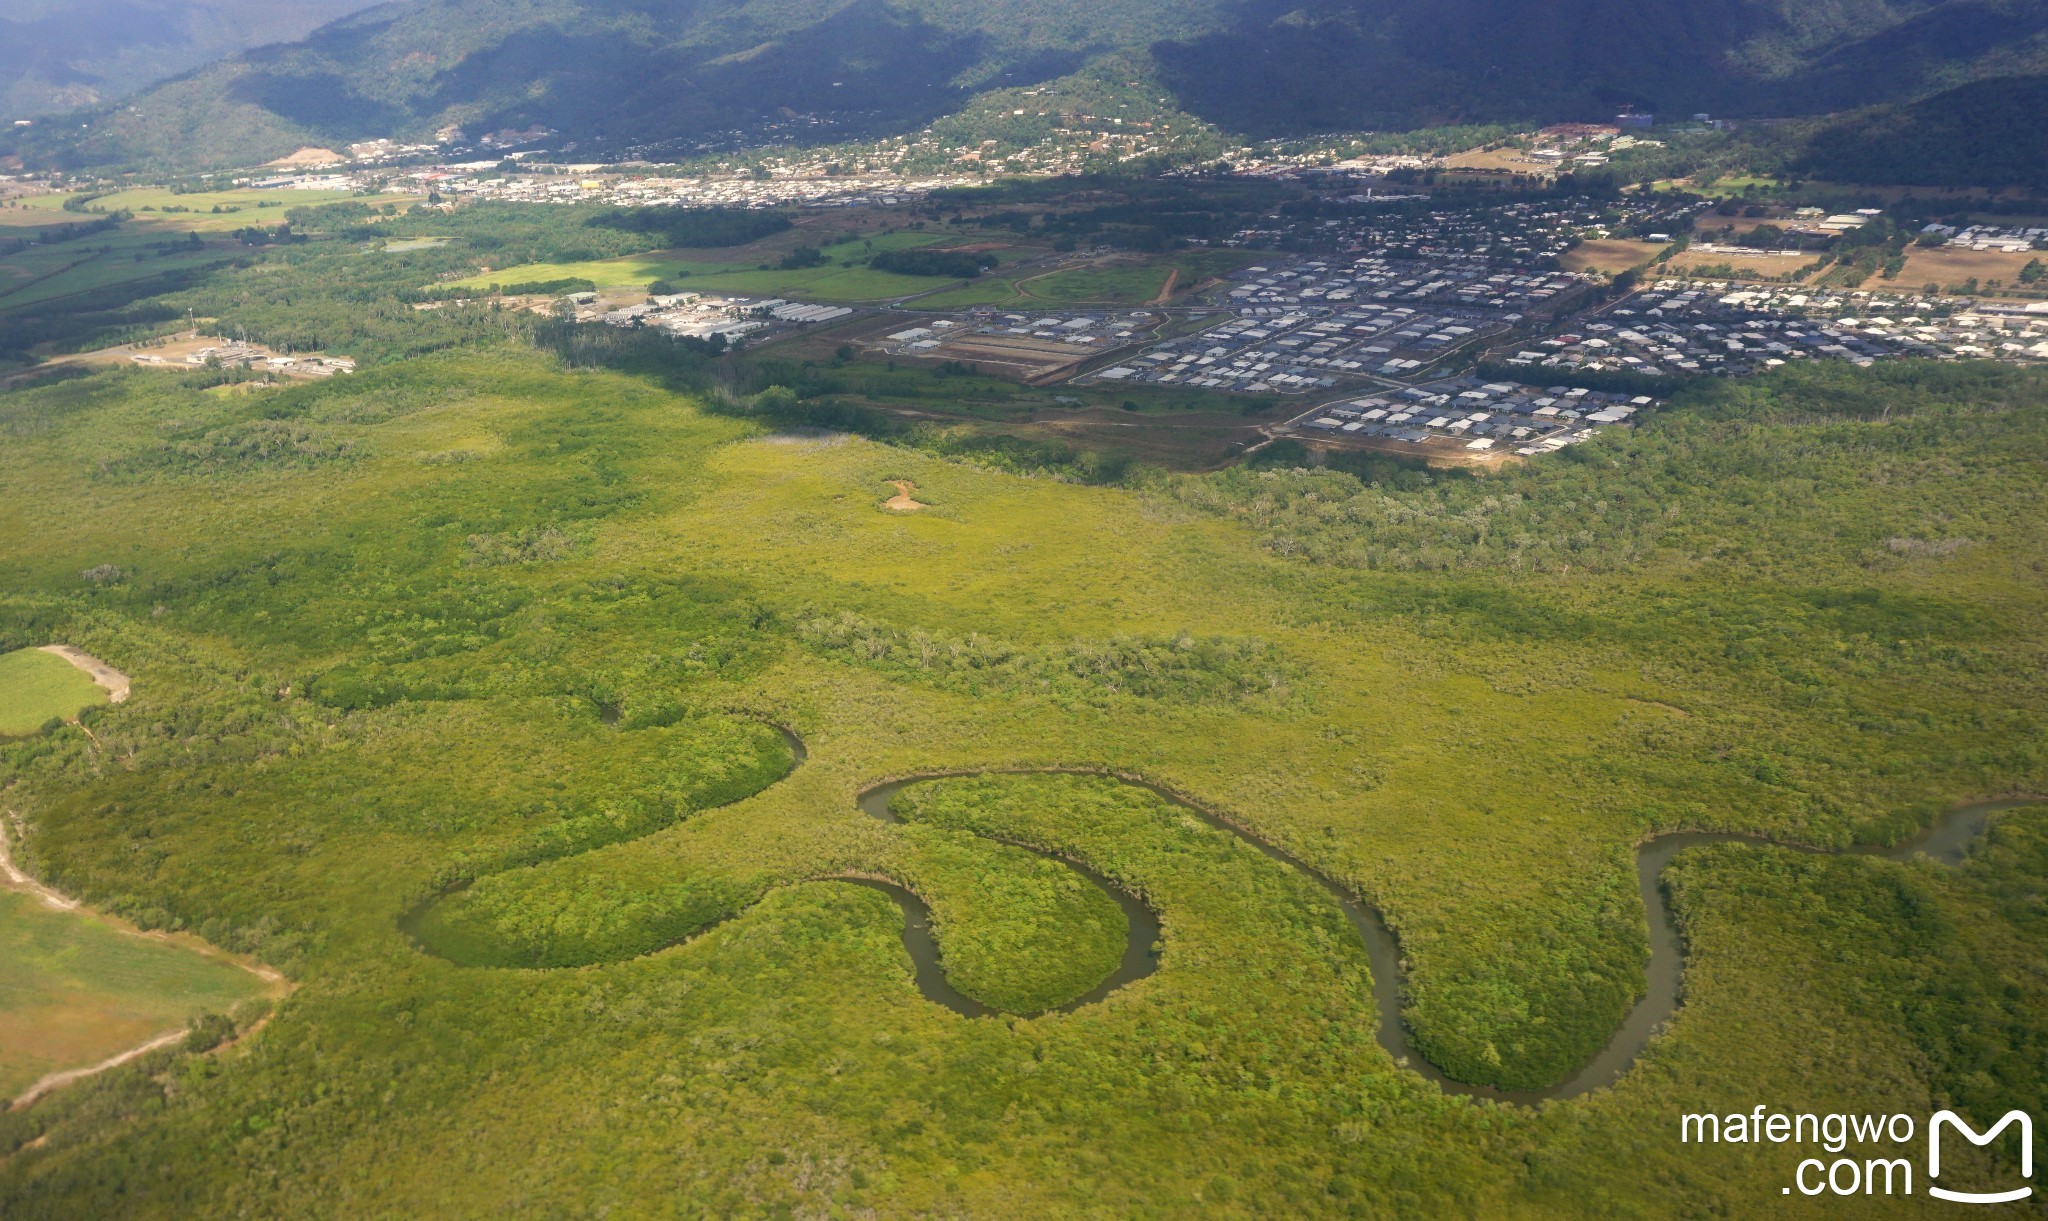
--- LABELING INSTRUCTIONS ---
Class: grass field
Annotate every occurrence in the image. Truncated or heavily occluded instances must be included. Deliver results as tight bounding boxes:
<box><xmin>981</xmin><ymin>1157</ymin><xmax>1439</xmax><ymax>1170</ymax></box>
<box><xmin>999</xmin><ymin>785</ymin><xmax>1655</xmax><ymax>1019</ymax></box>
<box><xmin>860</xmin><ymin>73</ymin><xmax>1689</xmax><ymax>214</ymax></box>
<box><xmin>1662</xmin><ymin>249</ymin><xmax>1818</xmax><ymax>280</ymax></box>
<box><xmin>454</xmin><ymin>231</ymin><xmax>974</xmax><ymax>300</ymax></box>
<box><xmin>15</xmin><ymin>190</ymin><xmax>412</xmax><ymax>234</ymax></box>
<box><xmin>1560</xmin><ymin>239</ymin><xmax>1671</xmax><ymax>276</ymax></box>
<box><xmin>0</xmin><ymin>236</ymin><xmax>231</xmax><ymax>317</ymax></box>
<box><xmin>0</xmin><ymin>890</ymin><xmax>272</xmax><ymax>1099</ymax></box>
<box><xmin>0</xmin><ymin>649</ymin><xmax>106</xmax><ymax>736</ymax></box>
<box><xmin>0</xmin><ymin>348</ymin><xmax>2041</xmax><ymax>1214</ymax></box>
<box><xmin>1895</xmin><ymin>246</ymin><xmax>2043</xmax><ymax>292</ymax></box>
<box><xmin>908</xmin><ymin>250</ymin><xmax>1254</xmax><ymax>311</ymax></box>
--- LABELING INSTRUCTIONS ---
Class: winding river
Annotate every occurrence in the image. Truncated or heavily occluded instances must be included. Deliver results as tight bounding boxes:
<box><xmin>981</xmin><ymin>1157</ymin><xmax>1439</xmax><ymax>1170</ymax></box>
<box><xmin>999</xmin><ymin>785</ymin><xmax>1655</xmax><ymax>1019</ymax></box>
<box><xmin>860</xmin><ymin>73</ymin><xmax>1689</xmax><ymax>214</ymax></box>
<box><xmin>405</xmin><ymin>723</ymin><xmax>2039</xmax><ymax>1105</ymax></box>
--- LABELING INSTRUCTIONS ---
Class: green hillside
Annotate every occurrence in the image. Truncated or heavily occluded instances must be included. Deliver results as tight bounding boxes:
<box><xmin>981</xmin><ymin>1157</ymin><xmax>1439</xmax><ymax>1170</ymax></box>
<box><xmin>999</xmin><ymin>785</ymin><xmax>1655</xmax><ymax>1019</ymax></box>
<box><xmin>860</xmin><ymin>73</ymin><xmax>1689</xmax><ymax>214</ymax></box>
<box><xmin>1156</xmin><ymin>0</ymin><xmax>2048</xmax><ymax>133</ymax></box>
<box><xmin>1793</xmin><ymin>75</ymin><xmax>2048</xmax><ymax>191</ymax></box>
<box><xmin>8</xmin><ymin>0</ymin><xmax>2048</xmax><ymax>172</ymax></box>
<box><xmin>0</xmin><ymin>0</ymin><xmax>380</xmax><ymax>119</ymax></box>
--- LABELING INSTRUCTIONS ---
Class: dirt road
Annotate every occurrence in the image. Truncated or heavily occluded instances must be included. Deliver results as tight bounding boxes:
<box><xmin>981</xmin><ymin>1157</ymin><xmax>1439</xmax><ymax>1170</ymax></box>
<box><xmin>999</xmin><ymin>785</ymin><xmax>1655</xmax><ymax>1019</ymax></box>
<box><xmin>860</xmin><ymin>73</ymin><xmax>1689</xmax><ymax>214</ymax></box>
<box><xmin>39</xmin><ymin>644</ymin><xmax>129</xmax><ymax>703</ymax></box>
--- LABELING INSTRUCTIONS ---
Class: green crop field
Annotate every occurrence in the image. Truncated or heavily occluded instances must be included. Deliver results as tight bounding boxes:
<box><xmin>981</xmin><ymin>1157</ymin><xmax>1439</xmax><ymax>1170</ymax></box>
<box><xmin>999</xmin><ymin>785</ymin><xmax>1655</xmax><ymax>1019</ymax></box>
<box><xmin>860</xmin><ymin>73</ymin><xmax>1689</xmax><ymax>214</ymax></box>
<box><xmin>452</xmin><ymin>231</ymin><xmax>971</xmax><ymax>300</ymax></box>
<box><xmin>0</xmin><ymin>890</ymin><xmax>274</xmax><ymax>1100</ymax></box>
<box><xmin>17</xmin><ymin>190</ymin><xmax>412</xmax><ymax>234</ymax></box>
<box><xmin>0</xmin><ymin>238</ymin><xmax>232</xmax><ymax>317</ymax></box>
<box><xmin>908</xmin><ymin>250</ymin><xmax>1255</xmax><ymax>310</ymax></box>
<box><xmin>0</xmin><ymin>335</ymin><xmax>2042</xmax><ymax>1213</ymax></box>
<box><xmin>0</xmin><ymin>649</ymin><xmax>106</xmax><ymax>737</ymax></box>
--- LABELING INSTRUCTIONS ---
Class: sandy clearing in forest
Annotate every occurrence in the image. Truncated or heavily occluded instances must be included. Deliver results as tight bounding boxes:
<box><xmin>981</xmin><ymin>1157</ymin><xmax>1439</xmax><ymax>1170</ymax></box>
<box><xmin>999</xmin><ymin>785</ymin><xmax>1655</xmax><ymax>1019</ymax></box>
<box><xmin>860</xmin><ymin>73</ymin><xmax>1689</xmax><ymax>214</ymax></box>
<box><xmin>38</xmin><ymin>645</ymin><xmax>128</xmax><ymax>703</ymax></box>
<box><xmin>2</xmin><ymin>819</ymin><xmax>289</xmax><ymax>985</ymax></box>
<box><xmin>9</xmin><ymin>1030</ymin><xmax>188</xmax><ymax>1110</ymax></box>
<box><xmin>885</xmin><ymin>480</ymin><xmax>928</xmax><ymax>511</ymax></box>
<box><xmin>1</xmin><ymin>817</ymin><xmax>292</xmax><ymax>1110</ymax></box>
<box><xmin>0</xmin><ymin>821</ymin><xmax>81</xmax><ymax>912</ymax></box>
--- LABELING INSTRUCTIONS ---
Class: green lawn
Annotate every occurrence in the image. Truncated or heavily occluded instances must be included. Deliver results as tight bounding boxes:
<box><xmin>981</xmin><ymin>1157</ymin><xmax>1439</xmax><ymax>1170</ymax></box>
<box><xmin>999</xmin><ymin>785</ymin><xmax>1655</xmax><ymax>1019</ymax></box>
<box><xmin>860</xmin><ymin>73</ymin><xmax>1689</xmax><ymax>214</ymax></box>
<box><xmin>0</xmin><ymin>890</ymin><xmax>271</xmax><ymax>1098</ymax></box>
<box><xmin>0</xmin><ymin>648</ymin><xmax>106</xmax><ymax>736</ymax></box>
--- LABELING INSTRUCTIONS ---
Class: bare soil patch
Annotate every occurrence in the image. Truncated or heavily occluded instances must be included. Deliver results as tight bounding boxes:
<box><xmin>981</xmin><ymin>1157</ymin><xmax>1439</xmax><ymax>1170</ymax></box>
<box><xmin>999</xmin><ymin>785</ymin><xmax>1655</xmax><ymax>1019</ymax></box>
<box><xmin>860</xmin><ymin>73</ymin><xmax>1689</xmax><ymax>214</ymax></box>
<box><xmin>264</xmin><ymin>147</ymin><xmax>344</xmax><ymax>168</ymax></box>
<box><xmin>38</xmin><ymin>644</ymin><xmax>128</xmax><ymax>703</ymax></box>
<box><xmin>10</xmin><ymin>1030</ymin><xmax>186</xmax><ymax>1109</ymax></box>
<box><xmin>1561</xmin><ymin>240</ymin><xmax>1670</xmax><ymax>276</ymax></box>
<box><xmin>1895</xmin><ymin>246</ymin><xmax>2041</xmax><ymax>290</ymax></box>
<box><xmin>885</xmin><ymin>480</ymin><xmax>928</xmax><ymax>511</ymax></box>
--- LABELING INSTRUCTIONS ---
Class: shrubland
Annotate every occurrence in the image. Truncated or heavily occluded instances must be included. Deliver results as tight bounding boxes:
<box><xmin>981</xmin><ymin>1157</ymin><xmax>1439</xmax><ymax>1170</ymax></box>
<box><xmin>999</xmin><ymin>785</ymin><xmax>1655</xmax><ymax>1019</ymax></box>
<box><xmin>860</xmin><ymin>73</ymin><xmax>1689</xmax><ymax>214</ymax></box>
<box><xmin>0</xmin><ymin>322</ymin><xmax>2041</xmax><ymax>1213</ymax></box>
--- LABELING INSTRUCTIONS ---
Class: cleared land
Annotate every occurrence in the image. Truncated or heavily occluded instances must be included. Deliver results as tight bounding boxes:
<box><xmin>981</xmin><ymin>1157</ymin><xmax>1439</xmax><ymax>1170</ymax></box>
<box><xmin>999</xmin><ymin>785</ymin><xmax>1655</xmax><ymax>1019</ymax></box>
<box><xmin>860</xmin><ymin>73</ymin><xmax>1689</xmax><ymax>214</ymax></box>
<box><xmin>0</xmin><ymin>648</ymin><xmax>107</xmax><ymax>737</ymax></box>
<box><xmin>16</xmin><ymin>189</ymin><xmax>412</xmax><ymax>234</ymax></box>
<box><xmin>1662</xmin><ymin>249</ymin><xmax>1818</xmax><ymax>280</ymax></box>
<box><xmin>1560</xmin><ymin>239</ymin><xmax>1671</xmax><ymax>276</ymax></box>
<box><xmin>0</xmin><ymin>878</ymin><xmax>272</xmax><ymax>1102</ymax></box>
<box><xmin>1895</xmin><ymin>246</ymin><xmax>2044</xmax><ymax>292</ymax></box>
<box><xmin>908</xmin><ymin>251</ymin><xmax>1253</xmax><ymax>311</ymax></box>
<box><xmin>451</xmin><ymin>231</ymin><xmax>987</xmax><ymax>301</ymax></box>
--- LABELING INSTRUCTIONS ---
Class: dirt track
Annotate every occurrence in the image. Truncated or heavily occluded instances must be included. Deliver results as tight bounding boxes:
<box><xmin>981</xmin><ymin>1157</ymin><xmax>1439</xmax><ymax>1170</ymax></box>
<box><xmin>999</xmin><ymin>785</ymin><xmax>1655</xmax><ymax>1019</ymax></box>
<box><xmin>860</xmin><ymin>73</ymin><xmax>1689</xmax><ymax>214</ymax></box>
<box><xmin>10</xmin><ymin>1031</ymin><xmax>188</xmax><ymax>1110</ymax></box>
<box><xmin>885</xmin><ymin>480</ymin><xmax>928</xmax><ymax>511</ymax></box>
<box><xmin>1</xmin><ymin>817</ymin><xmax>290</xmax><ymax>1110</ymax></box>
<box><xmin>39</xmin><ymin>644</ymin><xmax>129</xmax><ymax>703</ymax></box>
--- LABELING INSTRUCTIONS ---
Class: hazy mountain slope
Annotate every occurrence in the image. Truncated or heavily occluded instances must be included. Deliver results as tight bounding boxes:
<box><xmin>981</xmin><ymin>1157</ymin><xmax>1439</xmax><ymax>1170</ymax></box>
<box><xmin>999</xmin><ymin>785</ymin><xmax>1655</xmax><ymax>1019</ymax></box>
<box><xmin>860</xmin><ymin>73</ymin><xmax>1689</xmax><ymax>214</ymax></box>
<box><xmin>30</xmin><ymin>0</ymin><xmax>1230</xmax><ymax>166</ymax></box>
<box><xmin>0</xmin><ymin>0</ymin><xmax>384</xmax><ymax>117</ymax></box>
<box><xmin>1152</xmin><ymin>0</ymin><xmax>2048</xmax><ymax>132</ymax></box>
<box><xmin>1793</xmin><ymin>75</ymin><xmax>2048</xmax><ymax>190</ymax></box>
<box><xmin>11</xmin><ymin>0</ymin><xmax>2048</xmax><ymax>170</ymax></box>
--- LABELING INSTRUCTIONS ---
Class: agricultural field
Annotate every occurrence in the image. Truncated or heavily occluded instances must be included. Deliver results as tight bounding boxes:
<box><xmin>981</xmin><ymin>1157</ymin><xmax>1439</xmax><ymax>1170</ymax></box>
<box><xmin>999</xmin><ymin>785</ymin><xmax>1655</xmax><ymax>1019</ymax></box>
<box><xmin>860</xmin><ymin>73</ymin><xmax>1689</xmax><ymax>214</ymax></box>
<box><xmin>452</xmin><ymin>231</ymin><xmax>987</xmax><ymax>301</ymax></box>
<box><xmin>15</xmin><ymin>189</ymin><xmax>411</xmax><ymax>234</ymax></box>
<box><xmin>0</xmin><ymin>342</ymin><xmax>2042</xmax><ymax>1213</ymax></box>
<box><xmin>908</xmin><ymin>250</ymin><xmax>1252</xmax><ymax>310</ymax></box>
<box><xmin>0</xmin><ymin>649</ymin><xmax>106</xmax><ymax>737</ymax></box>
<box><xmin>0</xmin><ymin>233</ymin><xmax>230</xmax><ymax>317</ymax></box>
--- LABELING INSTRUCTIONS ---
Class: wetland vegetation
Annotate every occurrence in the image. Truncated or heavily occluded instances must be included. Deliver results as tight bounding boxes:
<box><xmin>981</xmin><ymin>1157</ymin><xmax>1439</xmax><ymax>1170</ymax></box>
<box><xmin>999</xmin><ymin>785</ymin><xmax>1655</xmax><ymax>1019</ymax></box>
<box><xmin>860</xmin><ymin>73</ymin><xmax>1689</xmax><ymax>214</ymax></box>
<box><xmin>0</xmin><ymin>268</ymin><xmax>2043</xmax><ymax>1211</ymax></box>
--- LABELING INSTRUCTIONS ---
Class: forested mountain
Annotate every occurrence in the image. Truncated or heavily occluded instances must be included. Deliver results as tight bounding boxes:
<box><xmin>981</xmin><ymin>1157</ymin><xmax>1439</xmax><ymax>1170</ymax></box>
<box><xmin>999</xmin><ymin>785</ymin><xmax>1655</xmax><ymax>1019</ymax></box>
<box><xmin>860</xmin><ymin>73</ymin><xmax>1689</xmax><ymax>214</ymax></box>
<box><xmin>1793</xmin><ymin>75</ymin><xmax>2048</xmax><ymax>191</ymax></box>
<box><xmin>1155</xmin><ymin>0</ymin><xmax>2048</xmax><ymax>133</ymax></box>
<box><xmin>0</xmin><ymin>0</ymin><xmax>382</xmax><ymax>118</ymax></box>
<box><xmin>9</xmin><ymin>0</ymin><xmax>2048</xmax><ymax>170</ymax></box>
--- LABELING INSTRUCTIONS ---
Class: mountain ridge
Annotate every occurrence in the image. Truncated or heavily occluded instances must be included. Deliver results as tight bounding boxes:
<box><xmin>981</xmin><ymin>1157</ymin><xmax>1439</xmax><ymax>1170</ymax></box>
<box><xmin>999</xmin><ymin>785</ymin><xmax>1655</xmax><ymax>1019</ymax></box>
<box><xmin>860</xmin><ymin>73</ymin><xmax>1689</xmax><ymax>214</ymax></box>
<box><xmin>0</xmin><ymin>0</ymin><xmax>385</xmax><ymax>118</ymax></box>
<box><xmin>7</xmin><ymin>0</ymin><xmax>2046</xmax><ymax>172</ymax></box>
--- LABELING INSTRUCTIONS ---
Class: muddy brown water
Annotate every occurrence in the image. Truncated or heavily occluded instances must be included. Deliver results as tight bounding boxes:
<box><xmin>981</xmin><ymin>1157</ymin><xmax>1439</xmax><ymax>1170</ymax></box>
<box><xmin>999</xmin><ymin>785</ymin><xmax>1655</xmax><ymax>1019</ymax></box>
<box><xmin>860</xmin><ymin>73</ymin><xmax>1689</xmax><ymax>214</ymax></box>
<box><xmin>404</xmin><ymin>725</ymin><xmax>2039</xmax><ymax>1105</ymax></box>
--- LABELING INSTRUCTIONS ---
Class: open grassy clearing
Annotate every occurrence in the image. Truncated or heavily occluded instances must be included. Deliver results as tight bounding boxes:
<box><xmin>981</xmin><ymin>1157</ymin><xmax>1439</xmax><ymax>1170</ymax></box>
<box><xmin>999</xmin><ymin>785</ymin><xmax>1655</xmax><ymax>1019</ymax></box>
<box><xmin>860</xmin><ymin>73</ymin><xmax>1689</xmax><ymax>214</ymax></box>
<box><xmin>18</xmin><ymin>190</ymin><xmax>411</xmax><ymax>234</ymax></box>
<box><xmin>1559</xmin><ymin>239</ymin><xmax>1671</xmax><ymax>276</ymax></box>
<box><xmin>1662</xmin><ymin>250</ymin><xmax>1818</xmax><ymax>280</ymax></box>
<box><xmin>907</xmin><ymin>250</ymin><xmax>1252</xmax><ymax>311</ymax></box>
<box><xmin>0</xmin><ymin>889</ymin><xmax>273</xmax><ymax>1100</ymax></box>
<box><xmin>0</xmin><ymin>649</ymin><xmax>108</xmax><ymax>737</ymax></box>
<box><xmin>1894</xmin><ymin>246</ymin><xmax>2043</xmax><ymax>292</ymax></box>
<box><xmin>0</xmin><ymin>239</ymin><xmax>233</xmax><ymax>316</ymax></box>
<box><xmin>451</xmin><ymin>230</ymin><xmax>982</xmax><ymax>300</ymax></box>
<box><xmin>0</xmin><ymin>350</ymin><xmax>2040</xmax><ymax>1213</ymax></box>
